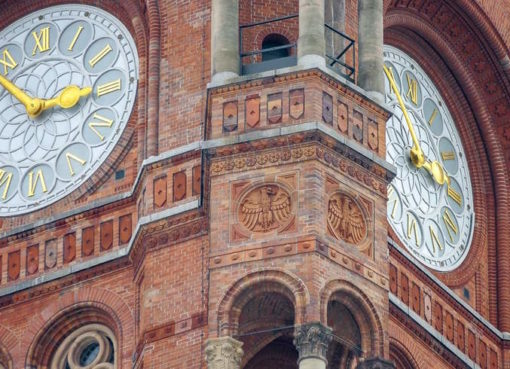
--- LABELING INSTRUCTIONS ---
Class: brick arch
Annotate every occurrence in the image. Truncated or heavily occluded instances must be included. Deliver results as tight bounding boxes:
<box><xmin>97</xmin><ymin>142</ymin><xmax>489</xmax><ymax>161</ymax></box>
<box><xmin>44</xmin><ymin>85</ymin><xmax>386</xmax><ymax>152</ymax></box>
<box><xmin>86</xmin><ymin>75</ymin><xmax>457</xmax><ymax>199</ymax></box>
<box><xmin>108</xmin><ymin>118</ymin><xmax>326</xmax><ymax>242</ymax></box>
<box><xmin>216</xmin><ymin>269</ymin><xmax>309</xmax><ymax>336</ymax></box>
<box><xmin>384</xmin><ymin>0</ymin><xmax>510</xmax><ymax>328</ymax></box>
<box><xmin>0</xmin><ymin>325</ymin><xmax>17</xmax><ymax>369</ymax></box>
<box><xmin>23</xmin><ymin>287</ymin><xmax>134</xmax><ymax>369</ymax></box>
<box><xmin>390</xmin><ymin>339</ymin><xmax>419</xmax><ymax>369</ymax></box>
<box><xmin>320</xmin><ymin>279</ymin><xmax>384</xmax><ymax>358</ymax></box>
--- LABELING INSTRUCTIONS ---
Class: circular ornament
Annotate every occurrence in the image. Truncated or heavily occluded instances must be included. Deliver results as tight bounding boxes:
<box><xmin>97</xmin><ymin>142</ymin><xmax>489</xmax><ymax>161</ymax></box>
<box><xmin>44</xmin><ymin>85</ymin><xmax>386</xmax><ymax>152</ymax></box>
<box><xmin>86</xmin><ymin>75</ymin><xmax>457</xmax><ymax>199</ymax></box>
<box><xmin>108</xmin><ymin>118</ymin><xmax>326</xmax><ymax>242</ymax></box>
<box><xmin>0</xmin><ymin>5</ymin><xmax>138</xmax><ymax>216</ymax></box>
<box><xmin>384</xmin><ymin>45</ymin><xmax>474</xmax><ymax>271</ymax></box>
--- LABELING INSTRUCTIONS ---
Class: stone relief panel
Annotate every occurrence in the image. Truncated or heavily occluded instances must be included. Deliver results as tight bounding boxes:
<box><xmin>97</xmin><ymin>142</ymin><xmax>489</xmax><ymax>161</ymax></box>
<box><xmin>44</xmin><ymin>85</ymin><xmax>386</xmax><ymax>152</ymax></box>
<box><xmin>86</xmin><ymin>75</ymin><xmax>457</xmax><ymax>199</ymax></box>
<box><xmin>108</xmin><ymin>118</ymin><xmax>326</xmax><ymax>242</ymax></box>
<box><xmin>327</xmin><ymin>192</ymin><xmax>367</xmax><ymax>245</ymax></box>
<box><xmin>239</xmin><ymin>184</ymin><xmax>292</xmax><ymax>233</ymax></box>
<box><xmin>231</xmin><ymin>173</ymin><xmax>297</xmax><ymax>243</ymax></box>
<box><xmin>326</xmin><ymin>177</ymin><xmax>374</xmax><ymax>258</ymax></box>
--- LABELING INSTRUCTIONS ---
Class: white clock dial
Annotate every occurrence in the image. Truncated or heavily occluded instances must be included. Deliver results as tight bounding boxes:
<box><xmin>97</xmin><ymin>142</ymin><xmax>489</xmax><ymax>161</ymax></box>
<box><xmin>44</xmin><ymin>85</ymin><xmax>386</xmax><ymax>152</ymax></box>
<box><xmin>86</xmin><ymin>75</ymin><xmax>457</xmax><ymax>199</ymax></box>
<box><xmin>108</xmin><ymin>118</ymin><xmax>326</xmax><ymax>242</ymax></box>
<box><xmin>0</xmin><ymin>5</ymin><xmax>138</xmax><ymax>216</ymax></box>
<box><xmin>384</xmin><ymin>45</ymin><xmax>474</xmax><ymax>271</ymax></box>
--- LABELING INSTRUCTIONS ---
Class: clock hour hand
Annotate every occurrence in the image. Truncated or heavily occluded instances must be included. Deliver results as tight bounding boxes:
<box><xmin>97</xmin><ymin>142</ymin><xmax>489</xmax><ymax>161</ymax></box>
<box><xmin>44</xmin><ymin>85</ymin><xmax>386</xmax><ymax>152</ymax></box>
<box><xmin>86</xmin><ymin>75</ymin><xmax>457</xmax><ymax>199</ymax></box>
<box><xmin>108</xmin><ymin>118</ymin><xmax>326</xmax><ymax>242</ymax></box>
<box><xmin>0</xmin><ymin>74</ymin><xmax>43</xmax><ymax>118</ymax></box>
<box><xmin>422</xmin><ymin>159</ymin><xmax>450</xmax><ymax>186</ymax></box>
<box><xmin>383</xmin><ymin>65</ymin><xmax>425</xmax><ymax>168</ymax></box>
<box><xmin>40</xmin><ymin>85</ymin><xmax>92</xmax><ymax>112</ymax></box>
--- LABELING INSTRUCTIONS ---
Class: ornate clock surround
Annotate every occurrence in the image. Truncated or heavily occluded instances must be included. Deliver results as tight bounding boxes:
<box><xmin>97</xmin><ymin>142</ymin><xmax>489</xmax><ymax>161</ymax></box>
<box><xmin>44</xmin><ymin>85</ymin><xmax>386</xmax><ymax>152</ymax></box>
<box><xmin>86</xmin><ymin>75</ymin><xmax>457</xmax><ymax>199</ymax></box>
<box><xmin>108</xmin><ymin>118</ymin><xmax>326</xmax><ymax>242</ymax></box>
<box><xmin>0</xmin><ymin>0</ymin><xmax>150</xmax><ymax>223</ymax></box>
<box><xmin>383</xmin><ymin>3</ymin><xmax>507</xmax><ymax>296</ymax></box>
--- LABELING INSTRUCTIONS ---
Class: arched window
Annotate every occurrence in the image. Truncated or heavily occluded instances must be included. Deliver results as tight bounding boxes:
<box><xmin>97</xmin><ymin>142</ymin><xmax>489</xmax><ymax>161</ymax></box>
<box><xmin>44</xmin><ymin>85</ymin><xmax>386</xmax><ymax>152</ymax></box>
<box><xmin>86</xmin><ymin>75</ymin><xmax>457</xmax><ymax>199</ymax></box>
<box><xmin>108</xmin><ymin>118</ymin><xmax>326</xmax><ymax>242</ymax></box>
<box><xmin>262</xmin><ymin>34</ymin><xmax>291</xmax><ymax>61</ymax></box>
<box><xmin>50</xmin><ymin>324</ymin><xmax>116</xmax><ymax>369</ymax></box>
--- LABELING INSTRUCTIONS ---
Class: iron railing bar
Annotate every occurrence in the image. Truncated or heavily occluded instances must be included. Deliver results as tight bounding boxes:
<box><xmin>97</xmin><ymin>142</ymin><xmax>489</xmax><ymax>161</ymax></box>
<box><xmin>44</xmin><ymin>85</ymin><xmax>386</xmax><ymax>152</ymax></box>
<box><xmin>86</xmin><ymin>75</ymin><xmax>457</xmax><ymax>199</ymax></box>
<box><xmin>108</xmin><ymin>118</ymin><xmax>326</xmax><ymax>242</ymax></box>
<box><xmin>330</xmin><ymin>44</ymin><xmax>352</xmax><ymax>66</ymax></box>
<box><xmin>326</xmin><ymin>55</ymin><xmax>354</xmax><ymax>72</ymax></box>
<box><xmin>240</xmin><ymin>14</ymin><xmax>298</xmax><ymax>29</ymax></box>
<box><xmin>241</xmin><ymin>43</ymin><xmax>296</xmax><ymax>58</ymax></box>
<box><xmin>324</xmin><ymin>23</ymin><xmax>355</xmax><ymax>43</ymax></box>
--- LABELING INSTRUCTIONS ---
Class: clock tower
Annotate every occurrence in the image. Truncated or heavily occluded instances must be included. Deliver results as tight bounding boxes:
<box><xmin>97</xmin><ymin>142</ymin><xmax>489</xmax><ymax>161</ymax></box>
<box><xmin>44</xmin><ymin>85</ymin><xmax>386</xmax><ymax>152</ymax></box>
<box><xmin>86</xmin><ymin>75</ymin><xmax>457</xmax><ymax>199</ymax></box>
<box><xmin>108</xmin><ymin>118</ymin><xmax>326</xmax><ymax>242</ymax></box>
<box><xmin>0</xmin><ymin>1</ymin><xmax>509</xmax><ymax>369</ymax></box>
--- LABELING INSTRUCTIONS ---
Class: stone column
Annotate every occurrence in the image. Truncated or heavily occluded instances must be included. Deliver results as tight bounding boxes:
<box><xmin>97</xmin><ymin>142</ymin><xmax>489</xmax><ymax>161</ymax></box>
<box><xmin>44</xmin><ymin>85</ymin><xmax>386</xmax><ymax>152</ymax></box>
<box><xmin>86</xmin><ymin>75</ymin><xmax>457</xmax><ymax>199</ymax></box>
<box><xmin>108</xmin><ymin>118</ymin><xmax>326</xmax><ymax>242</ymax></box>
<box><xmin>294</xmin><ymin>322</ymin><xmax>332</xmax><ymax>369</ymax></box>
<box><xmin>357</xmin><ymin>0</ymin><xmax>384</xmax><ymax>102</ymax></box>
<box><xmin>356</xmin><ymin>357</ymin><xmax>396</xmax><ymax>369</ymax></box>
<box><xmin>298</xmin><ymin>0</ymin><xmax>326</xmax><ymax>67</ymax></box>
<box><xmin>211</xmin><ymin>0</ymin><xmax>240</xmax><ymax>83</ymax></box>
<box><xmin>205</xmin><ymin>336</ymin><xmax>244</xmax><ymax>369</ymax></box>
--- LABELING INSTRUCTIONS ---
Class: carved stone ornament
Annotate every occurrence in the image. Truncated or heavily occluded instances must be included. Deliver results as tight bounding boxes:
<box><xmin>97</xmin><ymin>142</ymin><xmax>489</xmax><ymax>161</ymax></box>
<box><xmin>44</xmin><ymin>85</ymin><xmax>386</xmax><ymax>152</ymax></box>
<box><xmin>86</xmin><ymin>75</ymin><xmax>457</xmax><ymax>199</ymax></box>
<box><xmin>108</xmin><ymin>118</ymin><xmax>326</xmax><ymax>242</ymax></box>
<box><xmin>205</xmin><ymin>336</ymin><xmax>244</xmax><ymax>369</ymax></box>
<box><xmin>293</xmin><ymin>323</ymin><xmax>333</xmax><ymax>363</ymax></box>
<box><xmin>50</xmin><ymin>324</ymin><xmax>115</xmax><ymax>369</ymax></box>
<box><xmin>239</xmin><ymin>184</ymin><xmax>292</xmax><ymax>233</ymax></box>
<box><xmin>356</xmin><ymin>357</ymin><xmax>396</xmax><ymax>369</ymax></box>
<box><xmin>328</xmin><ymin>192</ymin><xmax>367</xmax><ymax>244</ymax></box>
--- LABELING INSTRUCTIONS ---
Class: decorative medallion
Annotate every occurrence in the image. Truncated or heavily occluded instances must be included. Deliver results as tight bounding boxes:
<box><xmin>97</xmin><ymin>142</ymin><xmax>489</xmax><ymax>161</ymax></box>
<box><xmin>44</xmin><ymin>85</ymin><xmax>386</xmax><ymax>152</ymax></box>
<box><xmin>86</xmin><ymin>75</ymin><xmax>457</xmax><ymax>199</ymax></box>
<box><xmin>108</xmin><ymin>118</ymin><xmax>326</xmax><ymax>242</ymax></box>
<box><xmin>327</xmin><ymin>192</ymin><xmax>367</xmax><ymax>244</ymax></box>
<box><xmin>239</xmin><ymin>184</ymin><xmax>292</xmax><ymax>233</ymax></box>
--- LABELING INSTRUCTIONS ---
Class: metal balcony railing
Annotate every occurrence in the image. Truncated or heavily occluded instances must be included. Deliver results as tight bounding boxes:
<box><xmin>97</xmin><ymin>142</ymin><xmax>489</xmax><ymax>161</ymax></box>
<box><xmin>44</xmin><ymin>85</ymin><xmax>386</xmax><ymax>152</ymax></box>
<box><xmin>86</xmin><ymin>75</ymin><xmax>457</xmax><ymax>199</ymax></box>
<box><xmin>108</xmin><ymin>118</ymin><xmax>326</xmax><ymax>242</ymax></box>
<box><xmin>239</xmin><ymin>17</ymin><xmax>356</xmax><ymax>82</ymax></box>
<box><xmin>325</xmin><ymin>24</ymin><xmax>356</xmax><ymax>82</ymax></box>
<box><xmin>240</xmin><ymin>14</ymin><xmax>299</xmax><ymax>75</ymax></box>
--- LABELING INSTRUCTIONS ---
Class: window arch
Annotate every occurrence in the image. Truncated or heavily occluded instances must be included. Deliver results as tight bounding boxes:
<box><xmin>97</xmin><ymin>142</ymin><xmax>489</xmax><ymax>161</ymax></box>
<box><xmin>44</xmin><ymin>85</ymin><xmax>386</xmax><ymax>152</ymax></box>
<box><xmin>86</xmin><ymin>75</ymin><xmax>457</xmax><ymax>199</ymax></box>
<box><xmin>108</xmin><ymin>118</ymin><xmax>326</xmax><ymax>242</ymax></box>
<box><xmin>50</xmin><ymin>324</ymin><xmax>116</xmax><ymax>369</ymax></box>
<box><xmin>261</xmin><ymin>33</ymin><xmax>291</xmax><ymax>61</ymax></box>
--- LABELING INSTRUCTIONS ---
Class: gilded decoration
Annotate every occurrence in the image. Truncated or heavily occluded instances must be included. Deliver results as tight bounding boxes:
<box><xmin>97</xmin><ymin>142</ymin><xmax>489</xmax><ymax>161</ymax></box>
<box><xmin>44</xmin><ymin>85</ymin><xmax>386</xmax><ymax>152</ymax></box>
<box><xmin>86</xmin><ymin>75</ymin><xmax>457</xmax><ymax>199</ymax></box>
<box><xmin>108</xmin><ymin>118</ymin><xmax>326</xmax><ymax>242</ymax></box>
<box><xmin>328</xmin><ymin>192</ymin><xmax>367</xmax><ymax>245</ymax></box>
<box><xmin>239</xmin><ymin>184</ymin><xmax>292</xmax><ymax>233</ymax></box>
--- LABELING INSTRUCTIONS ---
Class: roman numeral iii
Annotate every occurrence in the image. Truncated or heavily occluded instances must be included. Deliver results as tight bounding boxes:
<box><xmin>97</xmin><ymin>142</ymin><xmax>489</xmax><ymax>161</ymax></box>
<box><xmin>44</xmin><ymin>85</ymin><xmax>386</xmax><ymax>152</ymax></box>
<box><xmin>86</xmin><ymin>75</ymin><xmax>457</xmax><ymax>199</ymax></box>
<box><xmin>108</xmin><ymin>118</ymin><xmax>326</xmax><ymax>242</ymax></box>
<box><xmin>96</xmin><ymin>79</ymin><xmax>121</xmax><ymax>97</ymax></box>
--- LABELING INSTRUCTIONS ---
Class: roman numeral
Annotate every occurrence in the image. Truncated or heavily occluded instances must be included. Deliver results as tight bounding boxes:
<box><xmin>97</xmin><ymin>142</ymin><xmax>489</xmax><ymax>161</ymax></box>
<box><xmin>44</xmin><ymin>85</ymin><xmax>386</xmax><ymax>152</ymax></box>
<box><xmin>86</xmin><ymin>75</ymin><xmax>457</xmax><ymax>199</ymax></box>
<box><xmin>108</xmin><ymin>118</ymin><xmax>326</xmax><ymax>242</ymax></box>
<box><xmin>89</xmin><ymin>43</ymin><xmax>112</xmax><ymax>67</ymax></box>
<box><xmin>406</xmin><ymin>73</ymin><xmax>418</xmax><ymax>105</ymax></box>
<box><xmin>32</xmin><ymin>27</ymin><xmax>50</xmax><ymax>55</ymax></box>
<box><xmin>27</xmin><ymin>169</ymin><xmax>47</xmax><ymax>197</ymax></box>
<box><xmin>407</xmin><ymin>213</ymin><xmax>420</xmax><ymax>246</ymax></box>
<box><xmin>386</xmin><ymin>66</ymin><xmax>398</xmax><ymax>94</ymax></box>
<box><xmin>65</xmin><ymin>153</ymin><xmax>86</xmax><ymax>176</ymax></box>
<box><xmin>428</xmin><ymin>108</ymin><xmax>438</xmax><ymax>126</ymax></box>
<box><xmin>442</xmin><ymin>209</ymin><xmax>458</xmax><ymax>242</ymax></box>
<box><xmin>0</xmin><ymin>169</ymin><xmax>13</xmax><ymax>200</ymax></box>
<box><xmin>447</xmin><ymin>185</ymin><xmax>462</xmax><ymax>206</ymax></box>
<box><xmin>0</xmin><ymin>49</ymin><xmax>17</xmax><ymax>75</ymax></box>
<box><xmin>96</xmin><ymin>79</ymin><xmax>121</xmax><ymax>97</ymax></box>
<box><xmin>429</xmin><ymin>226</ymin><xmax>443</xmax><ymax>253</ymax></box>
<box><xmin>88</xmin><ymin>113</ymin><xmax>114</xmax><ymax>141</ymax></box>
<box><xmin>441</xmin><ymin>151</ymin><xmax>455</xmax><ymax>161</ymax></box>
<box><xmin>68</xmin><ymin>25</ymin><xmax>84</xmax><ymax>51</ymax></box>
<box><xmin>388</xmin><ymin>187</ymin><xmax>397</xmax><ymax>219</ymax></box>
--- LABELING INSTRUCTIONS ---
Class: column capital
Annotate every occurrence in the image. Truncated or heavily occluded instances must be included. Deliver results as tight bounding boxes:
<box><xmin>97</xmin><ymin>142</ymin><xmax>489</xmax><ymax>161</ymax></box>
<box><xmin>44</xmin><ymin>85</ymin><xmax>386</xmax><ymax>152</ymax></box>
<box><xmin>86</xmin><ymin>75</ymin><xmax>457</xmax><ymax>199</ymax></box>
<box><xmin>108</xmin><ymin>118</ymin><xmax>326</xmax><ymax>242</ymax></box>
<box><xmin>204</xmin><ymin>336</ymin><xmax>244</xmax><ymax>369</ymax></box>
<box><xmin>293</xmin><ymin>322</ymin><xmax>333</xmax><ymax>363</ymax></box>
<box><xmin>356</xmin><ymin>357</ymin><xmax>396</xmax><ymax>369</ymax></box>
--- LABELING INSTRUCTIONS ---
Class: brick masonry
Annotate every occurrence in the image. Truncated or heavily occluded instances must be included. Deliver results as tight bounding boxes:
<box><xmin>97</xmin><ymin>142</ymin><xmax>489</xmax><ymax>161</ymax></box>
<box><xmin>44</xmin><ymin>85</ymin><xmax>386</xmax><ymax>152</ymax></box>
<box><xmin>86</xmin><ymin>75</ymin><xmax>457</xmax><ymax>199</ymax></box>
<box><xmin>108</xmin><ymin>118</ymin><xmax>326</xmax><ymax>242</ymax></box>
<box><xmin>0</xmin><ymin>0</ymin><xmax>509</xmax><ymax>369</ymax></box>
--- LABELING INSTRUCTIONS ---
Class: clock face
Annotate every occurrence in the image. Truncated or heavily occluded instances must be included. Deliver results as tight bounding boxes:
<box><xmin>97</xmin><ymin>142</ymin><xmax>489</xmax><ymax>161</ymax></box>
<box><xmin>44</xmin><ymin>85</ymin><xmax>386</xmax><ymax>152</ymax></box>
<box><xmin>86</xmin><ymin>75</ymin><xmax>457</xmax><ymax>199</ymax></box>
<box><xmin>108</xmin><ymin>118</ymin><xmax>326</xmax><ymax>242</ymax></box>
<box><xmin>384</xmin><ymin>45</ymin><xmax>474</xmax><ymax>271</ymax></box>
<box><xmin>0</xmin><ymin>5</ymin><xmax>138</xmax><ymax>216</ymax></box>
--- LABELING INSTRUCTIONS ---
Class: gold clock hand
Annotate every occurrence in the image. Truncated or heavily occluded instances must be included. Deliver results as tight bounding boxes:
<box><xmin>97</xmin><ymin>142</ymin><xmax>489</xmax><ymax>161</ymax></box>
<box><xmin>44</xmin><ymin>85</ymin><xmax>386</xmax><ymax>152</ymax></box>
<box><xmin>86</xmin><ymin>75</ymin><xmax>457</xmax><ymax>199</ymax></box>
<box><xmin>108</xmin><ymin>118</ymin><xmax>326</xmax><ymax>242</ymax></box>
<box><xmin>422</xmin><ymin>159</ymin><xmax>450</xmax><ymax>186</ymax></box>
<box><xmin>40</xmin><ymin>85</ymin><xmax>92</xmax><ymax>112</ymax></box>
<box><xmin>383</xmin><ymin>65</ymin><xmax>425</xmax><ymax>168</ymax></box>
<box><xmin>0</xmin><ymin>74</ymin><xmax>43</xmax><ymax>118</ymax></box>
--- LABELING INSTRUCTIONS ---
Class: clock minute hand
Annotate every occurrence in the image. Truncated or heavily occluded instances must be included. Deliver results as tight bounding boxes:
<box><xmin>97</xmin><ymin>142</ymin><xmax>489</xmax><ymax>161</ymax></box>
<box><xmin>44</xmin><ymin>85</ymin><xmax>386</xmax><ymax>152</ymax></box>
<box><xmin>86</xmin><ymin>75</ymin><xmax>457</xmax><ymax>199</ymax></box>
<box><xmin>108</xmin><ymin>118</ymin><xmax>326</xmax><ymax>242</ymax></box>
<box><xmin>383</xmin><ymin>65</ymin><xmax>425</xmax><ymax>168</ymax></box>
<box><xmin>0</xmin><ymin>74</ymin><xmax>43</xmax><ymax>118</ymax></box>
<box><xmin>40</xmin><ymin>85</ymin><xmax>92</xmax><ymax>112</ymax></box>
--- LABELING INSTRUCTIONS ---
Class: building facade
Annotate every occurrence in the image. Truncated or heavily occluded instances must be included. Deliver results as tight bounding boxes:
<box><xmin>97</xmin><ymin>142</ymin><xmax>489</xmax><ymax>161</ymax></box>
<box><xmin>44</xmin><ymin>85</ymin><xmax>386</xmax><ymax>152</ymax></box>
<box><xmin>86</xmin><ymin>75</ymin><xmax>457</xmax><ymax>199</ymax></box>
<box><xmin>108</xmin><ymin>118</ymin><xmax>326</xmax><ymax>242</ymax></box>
<box><xmin>0</xmin><ymin>0</ymin><xmax>509</xmax><ymax>368</ymax></box>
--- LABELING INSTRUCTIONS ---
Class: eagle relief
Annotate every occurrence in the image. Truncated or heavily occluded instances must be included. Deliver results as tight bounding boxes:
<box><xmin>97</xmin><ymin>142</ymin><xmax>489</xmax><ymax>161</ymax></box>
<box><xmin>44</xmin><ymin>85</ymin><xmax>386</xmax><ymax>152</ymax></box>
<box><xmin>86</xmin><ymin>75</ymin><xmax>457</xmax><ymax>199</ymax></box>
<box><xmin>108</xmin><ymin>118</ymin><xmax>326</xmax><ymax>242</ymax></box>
<box><xmin>327</xmin><ymin>192</ymin><xmax>367</xmax><ymax>244</ymax></box>
<box><xmin>239</xmin><ymin>184</ymin><xmax>292</xmax><ymax>233</ymax></box>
